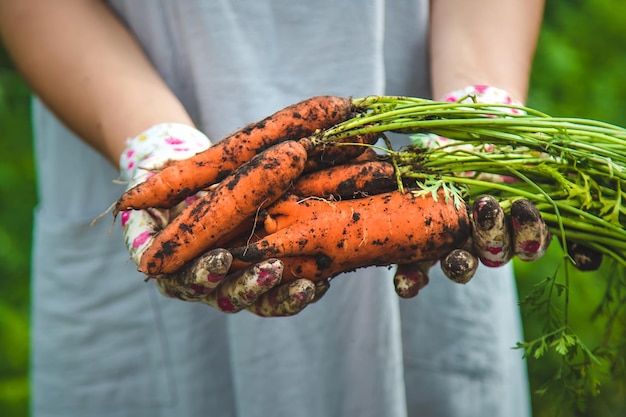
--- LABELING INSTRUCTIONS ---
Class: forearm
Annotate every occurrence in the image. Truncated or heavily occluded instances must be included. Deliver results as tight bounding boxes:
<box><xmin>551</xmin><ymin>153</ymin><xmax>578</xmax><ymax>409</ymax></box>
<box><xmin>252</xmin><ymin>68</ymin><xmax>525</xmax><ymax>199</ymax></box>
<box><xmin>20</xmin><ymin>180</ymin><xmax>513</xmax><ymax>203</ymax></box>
<box><xmin>429</xmin><ymin>0</ymin><xmax>545</xmax><ymax>103</ymax></box>
<box><xmin>0</xmin><ymin>0</ymin><xmax>193</xmax><ymax>166</ymax></box>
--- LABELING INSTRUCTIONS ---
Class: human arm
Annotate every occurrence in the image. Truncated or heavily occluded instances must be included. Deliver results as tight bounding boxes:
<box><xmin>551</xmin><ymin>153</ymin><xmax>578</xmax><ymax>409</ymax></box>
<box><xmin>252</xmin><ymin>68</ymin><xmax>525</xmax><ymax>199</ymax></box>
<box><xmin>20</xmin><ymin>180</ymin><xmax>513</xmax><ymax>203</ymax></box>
<box><xmin>0</xmin><ymin>0</ymin><xmax>319</xmax><ymax>315</ymax></box>
<box><xmin>0</xmin><ymin>0</ymin><xmax>192</xmax><ymax>166</ymax></box>
<box><xmin>429</xmin><ymin>0</ymin><xmax>545</xmax><ymax>103</ymax></box>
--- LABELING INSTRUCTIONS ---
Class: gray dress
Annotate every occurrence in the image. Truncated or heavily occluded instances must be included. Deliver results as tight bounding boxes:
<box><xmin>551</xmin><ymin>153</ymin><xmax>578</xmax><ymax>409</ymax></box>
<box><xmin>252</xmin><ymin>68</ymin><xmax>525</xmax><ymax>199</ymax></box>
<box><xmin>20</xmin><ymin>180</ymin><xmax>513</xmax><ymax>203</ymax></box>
<box><xmin>30</xmin><ymin>1</ymin><xmax>531</xmax><ymax>416</ymax></box>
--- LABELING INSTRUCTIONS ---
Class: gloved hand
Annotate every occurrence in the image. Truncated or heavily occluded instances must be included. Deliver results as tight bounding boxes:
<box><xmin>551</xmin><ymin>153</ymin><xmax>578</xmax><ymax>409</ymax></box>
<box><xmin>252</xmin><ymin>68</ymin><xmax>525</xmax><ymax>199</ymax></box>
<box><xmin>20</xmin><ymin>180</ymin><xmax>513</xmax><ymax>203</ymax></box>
<box><xmin>119</xmin><ymin>123</ymin><xmax>325</xmax><ymax>316</ymax></box>
<box><xmin>393</xmin><ymin>85</ymin><xmax>551</xmax><ymax>298</ymax></box>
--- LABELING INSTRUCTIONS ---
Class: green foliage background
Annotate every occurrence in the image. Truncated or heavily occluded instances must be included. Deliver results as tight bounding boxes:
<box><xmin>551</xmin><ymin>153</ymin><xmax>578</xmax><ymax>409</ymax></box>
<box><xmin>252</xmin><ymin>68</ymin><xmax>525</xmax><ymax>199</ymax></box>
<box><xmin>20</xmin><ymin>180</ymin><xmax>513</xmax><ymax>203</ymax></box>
<box><xmin>0</xmin><ymin>1</ymin><xmax>624</xmax><ymax>416</ymax></box>
<box><xmin>0</xmin><ymin>42</ymin><xmax>34</xmax><ymax>417</ymax></box>
<box><xmin>519</xmin><ymin>0</ymin><xmax>626</xmax><ymax>416</ymax></box>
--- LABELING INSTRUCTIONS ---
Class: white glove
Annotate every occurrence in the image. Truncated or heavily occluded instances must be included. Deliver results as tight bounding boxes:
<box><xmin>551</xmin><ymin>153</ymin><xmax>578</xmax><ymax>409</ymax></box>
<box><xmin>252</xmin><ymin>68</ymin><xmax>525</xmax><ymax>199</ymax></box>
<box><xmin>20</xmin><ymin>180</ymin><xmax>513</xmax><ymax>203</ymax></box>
<box><xmin>119</xmin><ymin>123</ymin><xmax>321</xmax><ymax>316</ymax></box>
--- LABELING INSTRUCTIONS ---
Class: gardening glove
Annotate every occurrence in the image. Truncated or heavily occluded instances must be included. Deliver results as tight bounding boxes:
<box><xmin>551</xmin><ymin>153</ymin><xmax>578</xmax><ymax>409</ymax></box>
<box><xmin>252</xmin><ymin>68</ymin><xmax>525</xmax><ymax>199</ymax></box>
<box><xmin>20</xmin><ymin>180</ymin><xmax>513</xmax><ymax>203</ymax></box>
<box><xmin>394</xmin><ymin>85</ymin><xmax>552</xmax><ymax>298</ymax></box>
<box><xmin>438</xmin><ymin>86</ymin><xmax>603</xmax><ymax>272</ymax></box>
<box><xmin>119</xmin><ymin>123</ymin><xmax>322</xmax><ymax>316</ymax></box>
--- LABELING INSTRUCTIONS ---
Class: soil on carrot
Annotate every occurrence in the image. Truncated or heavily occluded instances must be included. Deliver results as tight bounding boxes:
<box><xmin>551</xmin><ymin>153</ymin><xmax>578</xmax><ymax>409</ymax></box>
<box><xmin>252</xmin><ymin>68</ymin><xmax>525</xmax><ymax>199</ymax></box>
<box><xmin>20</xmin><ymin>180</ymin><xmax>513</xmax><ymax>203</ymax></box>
<box><xmin>228</xmin><ymin>190</ymin><xmax>470</xmax><ymax>280</ymax></box>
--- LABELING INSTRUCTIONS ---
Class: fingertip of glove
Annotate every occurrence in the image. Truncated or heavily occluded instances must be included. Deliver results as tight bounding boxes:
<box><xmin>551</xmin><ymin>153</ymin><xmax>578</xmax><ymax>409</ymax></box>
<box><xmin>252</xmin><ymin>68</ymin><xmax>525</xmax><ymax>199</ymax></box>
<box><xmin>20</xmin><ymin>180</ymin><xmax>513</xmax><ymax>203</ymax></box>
<box><xmin>441</xmin><ymin>249</ymin><xmax>479</xmax><ymax>284</ymax></box>
<box><xmin>393</xmin><ymin>264</ymin><xmax>430</xmax><ymax>299</ymax></box>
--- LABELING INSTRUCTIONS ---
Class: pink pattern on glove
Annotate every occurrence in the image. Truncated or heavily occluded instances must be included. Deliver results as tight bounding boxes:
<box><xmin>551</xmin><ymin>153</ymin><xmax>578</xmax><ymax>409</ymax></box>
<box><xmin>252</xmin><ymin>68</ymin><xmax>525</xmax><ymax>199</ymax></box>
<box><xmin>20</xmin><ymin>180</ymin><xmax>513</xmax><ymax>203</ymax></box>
<box><xmin>206</xmin><ymin>272</ymin><xmax>224</xmax><ymax>283</ymax></box>
<box><xmin>184</xmin><ymin>195</ymin><xmax>200</xmax><ymax>205</ymax></box>
<box><xmin>481</xmin><ymin>258</ymin><xmax>507</xmax><ymax>268</ymax></box>
<box><xmin>165</xmin><ymin>136</ymin><xmax>185</xmax><ymax>145</ymax></box>
<box><xmin>120</xmin><ymin>211</ymin><xmax>131</xmax><ymax>227</ymax></box>
<box><xmin>256</xmin><ymin>269</ymin><xmax>275</xmax><ymax>286</ymax></box>
<box><xmin>474</xmin><ymin>85</ymin><xmax>488</xmax><ymax>94</ymax></box>
<box><xmin>132</xmin><ymin>230</ymin><xmax>152</xmax><ymax>248</ymax></box>
<box><xmin>217</xmin><ymin>297</ymin><xmax>236</xmax><ymax>312</ymax></box>
<box><xmin>441</xmin><ymin>85</ymin><xmax>522</xmax><ymax>111</ymax></box>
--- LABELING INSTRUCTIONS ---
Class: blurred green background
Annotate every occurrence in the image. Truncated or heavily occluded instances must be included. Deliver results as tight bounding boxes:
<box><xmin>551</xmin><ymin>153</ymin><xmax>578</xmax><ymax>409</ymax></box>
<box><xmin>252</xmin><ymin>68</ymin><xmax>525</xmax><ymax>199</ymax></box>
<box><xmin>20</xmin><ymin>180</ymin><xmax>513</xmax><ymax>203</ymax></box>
<box><xmin>0</xmin><ymin>1</ymin><xmax>625</xmax><ymax>416</ymax></box>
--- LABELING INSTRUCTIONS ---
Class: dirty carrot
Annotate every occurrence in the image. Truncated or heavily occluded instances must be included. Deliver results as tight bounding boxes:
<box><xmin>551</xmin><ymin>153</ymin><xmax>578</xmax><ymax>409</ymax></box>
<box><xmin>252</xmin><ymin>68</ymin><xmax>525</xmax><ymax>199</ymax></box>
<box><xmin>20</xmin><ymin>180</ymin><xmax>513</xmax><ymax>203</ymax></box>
<box><xmin>138</xmin><ymin>140</ymin><xmax>308</xmax><ymax>275</ymax></box>
<box><xmin>229</xmin><ymin>190</ymin><xmax>470</xmax><ymax>279</ymax></box>
<box><xmin>291</xmin><ymin>159</ymin><xmax>396</xmax><ymax>199</ymax></box>
<box><xmin>115</xmin><ymin>95</ymin><xmax>355</xmax><ymax>213</ymax></box>
<box><xmin>210</xmin><ymin>215</ymin><xmax>261</xmax><ymax>249</ymax></box>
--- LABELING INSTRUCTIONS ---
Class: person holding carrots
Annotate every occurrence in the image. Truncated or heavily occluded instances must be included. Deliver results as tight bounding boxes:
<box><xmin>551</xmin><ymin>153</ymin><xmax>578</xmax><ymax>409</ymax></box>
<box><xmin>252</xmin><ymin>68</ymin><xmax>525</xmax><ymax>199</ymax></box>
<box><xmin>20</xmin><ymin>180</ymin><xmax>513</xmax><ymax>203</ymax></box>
<box><xmin>0</xmin><ymin>0</ymin><xmax>551</xmax><ymax>416</ymax></box>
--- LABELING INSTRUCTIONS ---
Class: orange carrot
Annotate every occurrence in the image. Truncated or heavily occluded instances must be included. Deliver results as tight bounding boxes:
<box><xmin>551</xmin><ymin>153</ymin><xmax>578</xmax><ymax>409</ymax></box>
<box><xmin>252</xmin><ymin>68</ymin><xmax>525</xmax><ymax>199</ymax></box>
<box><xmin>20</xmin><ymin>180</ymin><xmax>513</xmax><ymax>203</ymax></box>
<box><xmin>210</xmin><ymin>216</ymin><xmax>262</xmax><ymax>249</ymax></box>
<box><xmin>138</xmin><ymin>140</ymin><xmax>308</xmax><ymax>275</ymax></box>
<box><xmin>228</xmin><ymin>190</ymin><xmax>470</xmax><ymax>279</ymax></box>
<box><xmin>115</xmin><ymin>96</ymin><xmax>354</xmax><ymax>213</ymax></box>
<box><xmin>291</xmin><ymin>159</ymin><xmax>396</xmax><ymax>199</ymax></box>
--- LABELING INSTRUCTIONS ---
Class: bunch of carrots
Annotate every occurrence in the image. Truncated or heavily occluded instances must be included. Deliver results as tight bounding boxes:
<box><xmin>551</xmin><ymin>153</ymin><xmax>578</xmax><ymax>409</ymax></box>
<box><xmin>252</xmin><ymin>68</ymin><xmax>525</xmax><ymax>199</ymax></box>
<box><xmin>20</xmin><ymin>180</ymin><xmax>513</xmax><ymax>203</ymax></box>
<box><xmin>114</xmin><ymin>95</ymin><xmax>626</xmax><ymax>285</ymax></box>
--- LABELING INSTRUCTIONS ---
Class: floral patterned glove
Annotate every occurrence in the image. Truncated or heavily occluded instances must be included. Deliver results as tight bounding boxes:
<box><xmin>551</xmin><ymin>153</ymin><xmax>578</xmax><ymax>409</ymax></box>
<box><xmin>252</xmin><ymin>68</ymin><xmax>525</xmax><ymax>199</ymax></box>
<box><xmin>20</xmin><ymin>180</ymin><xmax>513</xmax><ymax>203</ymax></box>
<box><xmin>393</xmin><ymin>86</ymin><xmax>551</xmax><ymax>297</ymax></box>
<box><xmin>119</xmin><ymin>123</ymin><xmax>321</xmax><ymax>316</ymax></box>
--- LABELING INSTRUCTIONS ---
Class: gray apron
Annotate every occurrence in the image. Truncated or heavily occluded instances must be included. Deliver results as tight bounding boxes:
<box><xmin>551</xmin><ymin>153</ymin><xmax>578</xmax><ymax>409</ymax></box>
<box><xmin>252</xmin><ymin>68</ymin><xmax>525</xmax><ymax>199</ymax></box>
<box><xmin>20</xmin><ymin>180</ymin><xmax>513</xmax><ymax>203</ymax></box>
<box><xmin>30</xmin><ymin>1</ymin><xmax>530</xmax><ymax>416</ymax></box>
